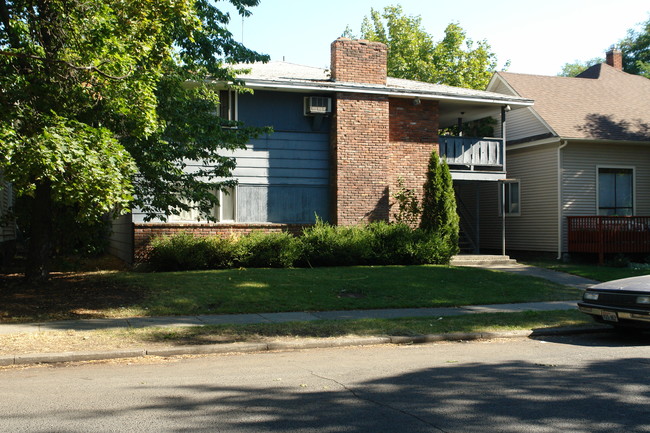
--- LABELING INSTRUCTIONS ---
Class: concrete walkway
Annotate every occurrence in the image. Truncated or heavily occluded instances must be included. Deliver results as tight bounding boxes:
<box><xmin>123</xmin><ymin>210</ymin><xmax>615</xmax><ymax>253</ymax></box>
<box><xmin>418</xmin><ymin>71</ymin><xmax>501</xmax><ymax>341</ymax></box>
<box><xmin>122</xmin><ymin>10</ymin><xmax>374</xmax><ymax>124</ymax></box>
<box><xmin>0</xmin><ymin>300</ymin><xmax>581</xmax><ymax>336</ymax></box>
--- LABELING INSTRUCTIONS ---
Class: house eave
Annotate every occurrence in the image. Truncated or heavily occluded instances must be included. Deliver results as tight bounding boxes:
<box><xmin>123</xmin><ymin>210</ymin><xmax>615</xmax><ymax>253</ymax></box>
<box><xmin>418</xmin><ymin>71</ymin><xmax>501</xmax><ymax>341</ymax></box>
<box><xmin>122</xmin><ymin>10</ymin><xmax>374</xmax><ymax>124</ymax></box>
<box><xmin>210</xmin><ymin>78</ymin><xmax>534</xmax><ymax>108</ymax></box>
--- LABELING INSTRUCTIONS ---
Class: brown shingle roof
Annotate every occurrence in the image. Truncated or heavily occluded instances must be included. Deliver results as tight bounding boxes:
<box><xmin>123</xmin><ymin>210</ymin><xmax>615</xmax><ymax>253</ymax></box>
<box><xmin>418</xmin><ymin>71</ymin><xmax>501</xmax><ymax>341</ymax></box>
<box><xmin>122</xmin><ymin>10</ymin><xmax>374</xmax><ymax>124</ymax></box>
<box><xmin>495</xmin><ymin>65</ymin><xmax>650</xmax><ymax>141</ymax></box>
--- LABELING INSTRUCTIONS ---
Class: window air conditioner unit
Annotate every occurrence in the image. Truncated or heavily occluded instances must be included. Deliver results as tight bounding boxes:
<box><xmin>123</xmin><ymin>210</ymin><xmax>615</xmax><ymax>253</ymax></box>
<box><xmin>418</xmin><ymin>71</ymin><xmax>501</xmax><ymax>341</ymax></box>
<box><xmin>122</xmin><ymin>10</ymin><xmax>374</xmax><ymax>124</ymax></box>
<box><xmin>304</xmin><ymin>96</ymin><xmax>332</xmax><ymax>116</ymax></box>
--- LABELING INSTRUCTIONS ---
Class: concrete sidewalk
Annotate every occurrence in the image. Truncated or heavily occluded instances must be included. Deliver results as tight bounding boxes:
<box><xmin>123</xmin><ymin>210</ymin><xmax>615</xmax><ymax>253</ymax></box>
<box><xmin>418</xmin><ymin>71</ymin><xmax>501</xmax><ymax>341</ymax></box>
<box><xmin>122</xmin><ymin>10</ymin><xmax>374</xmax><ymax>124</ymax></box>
<box><xmin>0</xmin><ymin>300</ymin><xmax>582</xmax><ymax>336</ymax></box>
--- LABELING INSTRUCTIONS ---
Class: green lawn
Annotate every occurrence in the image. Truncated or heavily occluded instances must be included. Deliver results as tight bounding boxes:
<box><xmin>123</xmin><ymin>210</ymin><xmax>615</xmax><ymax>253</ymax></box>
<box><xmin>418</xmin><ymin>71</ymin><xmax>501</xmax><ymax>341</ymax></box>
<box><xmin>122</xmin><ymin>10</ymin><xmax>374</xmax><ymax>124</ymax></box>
<box><xmin>110</xmin><ymin>265</ymin><xmax>580</xmax><ymax>318</ymax></box>
<box><xmin>523</xmin><ymin>261</ymin><xmax>650</xmax><ymax>282</ymax></box>
<box><xmin>115</xmin><ymin>310</ymin><xmax>594</xmax><ymax>345</ymax></box>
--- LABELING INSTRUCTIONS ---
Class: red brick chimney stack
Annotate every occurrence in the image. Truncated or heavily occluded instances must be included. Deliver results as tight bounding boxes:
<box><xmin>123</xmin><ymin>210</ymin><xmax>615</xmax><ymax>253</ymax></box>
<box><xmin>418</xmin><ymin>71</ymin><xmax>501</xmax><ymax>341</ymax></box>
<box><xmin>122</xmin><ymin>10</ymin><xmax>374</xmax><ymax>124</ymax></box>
<box><xmin>606</xmin><ymin>48</ymin><xmax>623</xmax><ymax>71</ymax></box>
<box><xmin>330</xmin><ymin>38</ymin><xmax>388</xmax><ymax>85</ymax></box>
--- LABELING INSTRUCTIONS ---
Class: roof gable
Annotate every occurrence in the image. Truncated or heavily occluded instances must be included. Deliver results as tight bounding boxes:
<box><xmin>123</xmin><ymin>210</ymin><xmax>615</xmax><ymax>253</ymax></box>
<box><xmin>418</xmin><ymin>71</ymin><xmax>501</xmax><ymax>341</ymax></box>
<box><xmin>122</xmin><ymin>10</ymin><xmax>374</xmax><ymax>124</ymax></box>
<box><xmin>494</xmin><ymin>65</ymin><xmax>650</xmax><ymax>142</ymax></box>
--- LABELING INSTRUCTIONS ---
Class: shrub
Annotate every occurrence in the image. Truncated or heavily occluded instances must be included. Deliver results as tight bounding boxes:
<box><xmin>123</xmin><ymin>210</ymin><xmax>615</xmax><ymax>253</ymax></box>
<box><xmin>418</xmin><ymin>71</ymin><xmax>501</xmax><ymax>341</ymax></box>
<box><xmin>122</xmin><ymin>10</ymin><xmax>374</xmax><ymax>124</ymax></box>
<box><xmin>148</xmin><ymin>232</ymin><xmax>235</xmax><ymax>271</ymax></box>
<box><xmin>146</xmin><ymin>222</ymin><xmax>455</xmax><ymax>271</ymax></box>
<box><xmin>300</xmin><ymin>219</ymin><xmax>375</xmax><ymax>267</ymax></box>
<box><xmin>420</xmin><ymin>151</ymin><xmax>459</xmax><ymax>257</ymax></box>
<box><xmin>235</xmin><ymin>231</ymin><xmax>301</xmax><ymax>268</ymax></box>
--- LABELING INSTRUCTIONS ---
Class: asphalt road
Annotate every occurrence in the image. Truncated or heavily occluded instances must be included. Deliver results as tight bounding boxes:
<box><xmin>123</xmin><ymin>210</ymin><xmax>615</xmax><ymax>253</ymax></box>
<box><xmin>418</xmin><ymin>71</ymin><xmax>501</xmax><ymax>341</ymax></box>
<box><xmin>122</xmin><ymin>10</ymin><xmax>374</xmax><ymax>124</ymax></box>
<box><xmin>1</xmin><ymin>333</ymin><xmax>650</xmax><ymax>433</ymax></box>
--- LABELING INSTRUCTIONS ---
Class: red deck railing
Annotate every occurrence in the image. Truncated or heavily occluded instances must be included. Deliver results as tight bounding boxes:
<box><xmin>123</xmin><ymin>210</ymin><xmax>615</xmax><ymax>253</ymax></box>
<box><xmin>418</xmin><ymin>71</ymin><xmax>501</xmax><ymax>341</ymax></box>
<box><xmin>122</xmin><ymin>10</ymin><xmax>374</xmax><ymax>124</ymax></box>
<box><xmin>567</xmin><ymin>216</ymin><xmax>650</xmax><ymax>263</ymax></box>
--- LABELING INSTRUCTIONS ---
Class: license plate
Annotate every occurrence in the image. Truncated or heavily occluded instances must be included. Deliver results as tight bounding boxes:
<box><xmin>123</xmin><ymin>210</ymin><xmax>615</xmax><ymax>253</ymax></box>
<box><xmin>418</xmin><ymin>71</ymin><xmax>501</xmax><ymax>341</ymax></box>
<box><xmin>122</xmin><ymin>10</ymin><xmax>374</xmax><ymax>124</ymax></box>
<box><xmin>602</xmin><ymin>311</ymin><xmax>618</xmax><ymax>322</ymax></box>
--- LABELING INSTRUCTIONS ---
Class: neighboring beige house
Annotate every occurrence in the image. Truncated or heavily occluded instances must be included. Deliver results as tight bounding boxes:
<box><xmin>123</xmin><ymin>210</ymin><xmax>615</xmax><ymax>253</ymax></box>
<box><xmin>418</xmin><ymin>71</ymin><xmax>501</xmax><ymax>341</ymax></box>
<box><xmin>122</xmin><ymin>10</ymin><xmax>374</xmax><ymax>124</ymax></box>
<box><xmin>481</xmin><ymin>49</ymin><xmax>650</xmax><ymax>259</ymax></box>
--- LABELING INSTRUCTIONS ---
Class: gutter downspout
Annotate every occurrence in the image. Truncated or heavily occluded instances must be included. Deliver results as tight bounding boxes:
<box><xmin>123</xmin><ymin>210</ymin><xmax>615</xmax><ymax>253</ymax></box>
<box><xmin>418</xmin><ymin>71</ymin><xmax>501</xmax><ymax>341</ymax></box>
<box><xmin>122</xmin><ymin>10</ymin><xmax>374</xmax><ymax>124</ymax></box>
<box><xmin>557</xmin><ymin>140</ymin><xmax>568</xmax><ymax>260</ymax></box>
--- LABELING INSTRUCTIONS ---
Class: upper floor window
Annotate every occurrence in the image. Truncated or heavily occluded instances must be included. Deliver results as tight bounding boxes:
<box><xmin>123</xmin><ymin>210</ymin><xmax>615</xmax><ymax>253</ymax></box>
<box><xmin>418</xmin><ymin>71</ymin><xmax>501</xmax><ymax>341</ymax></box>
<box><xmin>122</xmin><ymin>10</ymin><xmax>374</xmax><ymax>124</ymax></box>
<box><xmin>219</xmin><ymin>90</ymin><xmax>238</xmax><ymax>122</ymax></box>
<box><xmin>598</xmin><ymin>167</ymin><xmax>633</xmax><ymax>216</ymax></box>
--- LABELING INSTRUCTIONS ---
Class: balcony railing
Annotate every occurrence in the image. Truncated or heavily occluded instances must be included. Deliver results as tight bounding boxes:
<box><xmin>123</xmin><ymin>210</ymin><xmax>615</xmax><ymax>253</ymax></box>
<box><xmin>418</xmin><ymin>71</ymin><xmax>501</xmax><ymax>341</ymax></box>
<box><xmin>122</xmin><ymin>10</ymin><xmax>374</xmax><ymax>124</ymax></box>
<box><xmin>567</xmin><ymin>216</ymin><xmax>650</xmax><ymax>263</ymax></box>
<box><xmin>439</xmin><ymin>136</ymin><xmax>504</xmax><ymax>170</ymax></box>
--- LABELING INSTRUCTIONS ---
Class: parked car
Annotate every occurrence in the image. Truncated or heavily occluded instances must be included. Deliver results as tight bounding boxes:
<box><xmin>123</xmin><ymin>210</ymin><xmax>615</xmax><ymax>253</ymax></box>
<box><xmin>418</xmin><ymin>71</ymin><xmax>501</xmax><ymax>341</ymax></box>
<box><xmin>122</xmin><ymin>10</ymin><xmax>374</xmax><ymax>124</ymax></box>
<box><xmin>578</xmin><ymin>275</ymin><xmax>650</xmax><ymax>329</ymax></box>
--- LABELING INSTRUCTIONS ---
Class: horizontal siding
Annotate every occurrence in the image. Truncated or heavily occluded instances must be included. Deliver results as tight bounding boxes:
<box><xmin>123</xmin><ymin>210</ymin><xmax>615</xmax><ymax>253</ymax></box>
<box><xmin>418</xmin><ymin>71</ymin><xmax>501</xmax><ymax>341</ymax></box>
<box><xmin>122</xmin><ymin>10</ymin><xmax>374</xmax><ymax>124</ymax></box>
<box><xmin>561</xmin><ymin>142</ymin><xmax>650</xmax><ymax>252</ymax></box>
<box><xmin>108</xmin><ymin>214</ymin><xmax>133</xmax><ymax>263</ymax></box>
<box><xmin>479</xmin><ymin>144</ymin><xmax>559</xmax><ymax>252</ymax></box>
<box><xmin>503</xmin><ymin>107</ymin><xmax>552</xmax><ymax>142</ymax></box>
<box><xmin>238</xmin><ymin>185</ymin><xmax>328</xmax><ymax>223</ymax></box>
<box><xmin>132</xmin><ymin>131</ymin><xmax>330</xmax><ymax>224</ymax></box>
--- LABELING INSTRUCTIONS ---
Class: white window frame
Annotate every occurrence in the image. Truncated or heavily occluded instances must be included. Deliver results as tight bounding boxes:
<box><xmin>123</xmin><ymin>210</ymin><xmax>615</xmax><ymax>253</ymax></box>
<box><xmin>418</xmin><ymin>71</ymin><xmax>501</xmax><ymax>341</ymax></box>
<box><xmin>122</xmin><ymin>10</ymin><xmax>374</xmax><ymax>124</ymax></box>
<box><xmin>498</xmin><ymin>180</ymin><xmax>521</xmax><ymax>217</ymax></box>
<box><xmin>218</xmin><ymin>89</ymin><xmax>238</xmax><ymax>122</ymax></box>
<box><xmin>596</xmin><ymin>165</ymin><xmax>635</xmax><ymax>216</ymax></box>
<box><xmin>169</xmin><ymin>186</ymin><xmax>237</xmax><ymax>223</ymax></box>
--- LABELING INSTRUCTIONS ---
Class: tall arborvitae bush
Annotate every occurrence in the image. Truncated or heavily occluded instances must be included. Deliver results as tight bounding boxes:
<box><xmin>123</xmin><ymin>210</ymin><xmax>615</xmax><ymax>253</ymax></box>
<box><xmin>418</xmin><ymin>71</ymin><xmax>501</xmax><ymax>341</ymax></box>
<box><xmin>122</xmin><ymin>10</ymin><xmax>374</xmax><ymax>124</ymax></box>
<box><xmin>420</xmin><ymin>151</ymin><xmax>460</xmax><ymax>256</ymax></box>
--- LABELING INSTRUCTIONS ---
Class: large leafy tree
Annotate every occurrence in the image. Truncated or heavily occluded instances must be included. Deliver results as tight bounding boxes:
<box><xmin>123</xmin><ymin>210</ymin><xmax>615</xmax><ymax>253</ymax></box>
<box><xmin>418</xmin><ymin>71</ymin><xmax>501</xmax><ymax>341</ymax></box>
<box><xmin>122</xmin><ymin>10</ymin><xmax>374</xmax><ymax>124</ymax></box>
<box><xmin>357</xmin><ymin>5</ymin><xmax>503</xmax><ymax>89</ymax></box>
<box><xmin>620</xmin><ymin>16</ymin><xmax>650</xmax><ymax>78</ymax></box>
<box><xmin>558</xmin><ymin>57</ymin><xmax>603</xmax><ymax>77</ymax></box>
<box><xmin>0</xmin><ymin>0</ymin><xmax>269</xmax><ymax>281</ymax></box>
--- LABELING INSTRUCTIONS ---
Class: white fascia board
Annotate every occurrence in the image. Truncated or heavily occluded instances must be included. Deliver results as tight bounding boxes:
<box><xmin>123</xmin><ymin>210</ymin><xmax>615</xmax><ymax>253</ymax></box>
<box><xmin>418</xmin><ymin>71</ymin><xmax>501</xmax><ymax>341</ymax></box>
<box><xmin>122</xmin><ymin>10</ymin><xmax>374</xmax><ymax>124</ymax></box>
<box><xmin>450</xmin><ymin>171</ymin><xmax>507</xmax><ymax>181</ymax></box>
<box><xmin>508</xmin><ymin>137</ymin><xmax>562</xmax><ymax>151</ymax></box>
<box><xmin>226</xmin><ymin>79</ymin><xmax>534</xmax><ymax>108</ymax></box>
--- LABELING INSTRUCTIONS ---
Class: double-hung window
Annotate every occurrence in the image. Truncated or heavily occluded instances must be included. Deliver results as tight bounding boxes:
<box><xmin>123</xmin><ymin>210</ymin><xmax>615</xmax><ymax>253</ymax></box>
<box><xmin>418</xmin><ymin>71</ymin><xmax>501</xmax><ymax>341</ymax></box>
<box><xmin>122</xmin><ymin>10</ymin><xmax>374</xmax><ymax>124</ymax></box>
<box><xmin>598</xmin><ymin>167</ymin><xmax>633</xmax><ymax>216</ymax></box>
<box><xmin>499</xmin><ymin>181</ymin><xmax>520</xmax><ymax>216</ymax></box>
<box><xmin>170</xmin><ymin>187</ymin><xmax>236</xmax><ymax>222</ymax></box>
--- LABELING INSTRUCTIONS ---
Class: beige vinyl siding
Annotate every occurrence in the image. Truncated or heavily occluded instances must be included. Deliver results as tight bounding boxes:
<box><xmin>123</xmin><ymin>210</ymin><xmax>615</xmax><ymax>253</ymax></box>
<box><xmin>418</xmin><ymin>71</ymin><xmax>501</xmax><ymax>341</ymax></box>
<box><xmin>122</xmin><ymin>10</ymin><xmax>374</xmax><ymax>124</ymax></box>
<box><xmin>108</xmin><ymin>213</ymin><xmax>133</xmax><ymax>263</ymax></box>
<box><xmin>479</xmin><ymin>143</ymin><xmax>559</xmax><ymax>252</ymax></box>
<box><xmin>489</xmin><ymin>77</ymin><xmax>552</xmax><ymax>142</ymax></box>
<box><xmin>490</xmin><ymin>79</ymin><xmax>517</xmax><ymax>96</ymax></box>
<box><xmin>495</xmin><ymin>107</ymin><xmax>552</xmax><ymax>142</ymax></box>
<box><xmin>560</xmin><ymin>142</ymin><xmax>650</xmax><ymax>252</ymax></box>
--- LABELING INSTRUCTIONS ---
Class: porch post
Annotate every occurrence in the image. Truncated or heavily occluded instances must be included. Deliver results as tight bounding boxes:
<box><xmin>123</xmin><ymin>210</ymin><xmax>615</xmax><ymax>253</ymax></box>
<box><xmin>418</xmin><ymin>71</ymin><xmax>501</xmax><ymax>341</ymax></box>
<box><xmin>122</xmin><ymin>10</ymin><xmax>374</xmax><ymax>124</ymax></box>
<box><xmin>475</xmin><ymin>186</ymin><xmax>480</xmax><ymax>253</ymax></box>
<box><xmin>501</xmin><ymin>105</ymin><xmax>509</xmax><ymax>257</ymax></box>
<box><xmin>502</xmin><ymin>181</ymin><xmax>506</xmax><ymax>256</ymax></box>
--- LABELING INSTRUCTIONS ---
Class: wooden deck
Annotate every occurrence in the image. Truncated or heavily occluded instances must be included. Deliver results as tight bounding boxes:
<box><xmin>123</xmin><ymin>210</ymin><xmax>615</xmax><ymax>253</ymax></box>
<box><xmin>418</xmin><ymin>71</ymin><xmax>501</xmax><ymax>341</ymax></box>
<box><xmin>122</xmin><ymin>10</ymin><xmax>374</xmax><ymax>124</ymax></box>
<box><xmin>567</xmin><ymin>216</ymin><xmax>650</xmax><ymax>263</ymax></box>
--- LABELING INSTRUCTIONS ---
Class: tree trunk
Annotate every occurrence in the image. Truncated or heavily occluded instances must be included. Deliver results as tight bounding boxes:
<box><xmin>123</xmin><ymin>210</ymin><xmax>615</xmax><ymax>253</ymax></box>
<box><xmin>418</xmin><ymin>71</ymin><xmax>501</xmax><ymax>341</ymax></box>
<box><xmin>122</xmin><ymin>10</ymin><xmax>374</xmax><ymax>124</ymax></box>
<box><xmin>25</xmin><ymin>180</ymin><xmax>53</xmax><ymax>283</ymax></box>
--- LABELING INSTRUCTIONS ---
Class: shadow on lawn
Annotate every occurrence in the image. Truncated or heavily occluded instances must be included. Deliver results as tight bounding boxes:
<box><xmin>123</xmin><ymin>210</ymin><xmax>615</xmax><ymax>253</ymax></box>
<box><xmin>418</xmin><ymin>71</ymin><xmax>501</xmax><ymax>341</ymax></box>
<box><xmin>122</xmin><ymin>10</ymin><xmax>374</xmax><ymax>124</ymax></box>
<box><xmin>0</xmin><ymin>271</ymin><xmax>146</xmax><ymax>322</ymax></box>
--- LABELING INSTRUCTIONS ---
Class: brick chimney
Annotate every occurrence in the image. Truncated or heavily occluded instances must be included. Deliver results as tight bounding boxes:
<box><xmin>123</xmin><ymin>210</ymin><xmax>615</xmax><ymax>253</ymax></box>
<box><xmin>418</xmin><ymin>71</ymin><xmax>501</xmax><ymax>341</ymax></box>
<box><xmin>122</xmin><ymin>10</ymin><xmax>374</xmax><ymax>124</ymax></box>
<box><xmin>606</xmin><ymin>48</ymin><xmax>623</xmax><ymax>70</ymax></box>
<box><xmin>330</xmin><ymin>38</ymin><xmax>387</xmax><ymax>85</ymax></box>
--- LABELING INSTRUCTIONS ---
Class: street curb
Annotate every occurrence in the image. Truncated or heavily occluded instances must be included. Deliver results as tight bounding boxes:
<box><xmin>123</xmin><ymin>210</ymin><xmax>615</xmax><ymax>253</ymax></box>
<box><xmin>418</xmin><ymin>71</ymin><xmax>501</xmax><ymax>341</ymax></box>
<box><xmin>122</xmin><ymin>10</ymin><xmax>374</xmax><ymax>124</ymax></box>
<box><xmin>0</xmin><ymin>325</ymin><xmax>611</xmax><ymax>367</ymax></box>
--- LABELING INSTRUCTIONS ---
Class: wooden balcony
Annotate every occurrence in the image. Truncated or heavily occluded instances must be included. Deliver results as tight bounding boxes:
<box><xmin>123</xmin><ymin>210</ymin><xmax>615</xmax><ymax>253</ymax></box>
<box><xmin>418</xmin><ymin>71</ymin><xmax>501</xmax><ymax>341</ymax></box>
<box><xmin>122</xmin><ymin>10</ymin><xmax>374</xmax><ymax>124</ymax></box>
<box><xmin>567</xmin><ymin>216</ymin><xmax>650</xmax><ymax>263</ymax></box>
<box><xmin>439</xmin><ymin>136</ymin><xmax>504</xmax><ymax>170</ymax></box>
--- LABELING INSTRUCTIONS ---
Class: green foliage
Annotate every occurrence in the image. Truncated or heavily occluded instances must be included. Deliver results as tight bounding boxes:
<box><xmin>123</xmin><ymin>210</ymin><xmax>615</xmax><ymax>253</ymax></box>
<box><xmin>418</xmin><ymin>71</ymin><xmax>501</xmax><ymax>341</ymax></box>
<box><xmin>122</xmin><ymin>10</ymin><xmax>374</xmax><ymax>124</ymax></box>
<box><xmin>148</xmin><ymin>232</ymin><xmax>236</xmax><ymax>271</ymax></box>
<box><xmin>299</xmin><ymin>219</ymin><xmax>375</xmax><ymax>267</ymax></box>
<box><xmin>390</xmin><ymin>178</ymin><xmax>422</xmax><ymax>226</ymax></box>
<box><xmin>358</xmin><ymin>5</ymin><xmax>504</xmax><ymax>89</ymax></box>
<box><xmin>147</xmin><ymin>220</ymin><xmax>457</xmax><ymax>271</ymax></box>
<box><xmin>235</xmin><ymin>232</ymin><xmax>302</xmax><ymax>268</ymax></box>
<box><xmin>0</xmin><ymin>114</ymin><xmax>135</xmax><ymax>222</ymax></box>
<box><xmin>0</xmin><ymin>0</ymin><xmax>269</xmax><ymax>279</ymax></box>
<box><xmin>420</xmin><ymin>151</ymin><xmax>459</xmax><ymax>256</ymax></box>
<box><xmin>620</xmin><ymin>15</ymin><xmax>650</xmax><ymax>78</ymax></box>
<box><xmin>557</xmin><ymin>57</ymin><xmax>604</xmax><ymax>77</ymax></box>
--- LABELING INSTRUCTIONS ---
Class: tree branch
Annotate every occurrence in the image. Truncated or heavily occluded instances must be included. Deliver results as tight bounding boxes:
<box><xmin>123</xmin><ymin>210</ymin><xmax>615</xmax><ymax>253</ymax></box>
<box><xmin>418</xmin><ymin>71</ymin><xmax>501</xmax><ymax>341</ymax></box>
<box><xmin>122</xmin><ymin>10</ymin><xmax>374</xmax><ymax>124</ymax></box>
<box><xmin>0</xmin><ymin>50</ymin><xmax>133</xmax><ymax>80</ymax></box>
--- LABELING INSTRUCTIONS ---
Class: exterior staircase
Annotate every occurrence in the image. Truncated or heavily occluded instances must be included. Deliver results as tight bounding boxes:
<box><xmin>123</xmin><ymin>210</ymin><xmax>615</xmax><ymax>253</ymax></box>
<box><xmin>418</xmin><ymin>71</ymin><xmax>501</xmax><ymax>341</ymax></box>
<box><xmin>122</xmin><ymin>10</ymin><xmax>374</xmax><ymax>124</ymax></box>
<box><xmin>450</xmin><ymin>254</ymin><xmax>517</xmax><ymax>267</ymax></box>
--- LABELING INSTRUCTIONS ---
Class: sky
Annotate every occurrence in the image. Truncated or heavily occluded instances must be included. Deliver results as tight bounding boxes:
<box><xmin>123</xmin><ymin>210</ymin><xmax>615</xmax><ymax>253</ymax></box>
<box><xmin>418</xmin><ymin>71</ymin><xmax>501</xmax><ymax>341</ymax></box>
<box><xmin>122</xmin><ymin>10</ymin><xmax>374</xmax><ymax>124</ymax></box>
<box><xmin>221</xmin><ymin>0</ymin><xmax>650</xmax><ymax>76</ymax></box>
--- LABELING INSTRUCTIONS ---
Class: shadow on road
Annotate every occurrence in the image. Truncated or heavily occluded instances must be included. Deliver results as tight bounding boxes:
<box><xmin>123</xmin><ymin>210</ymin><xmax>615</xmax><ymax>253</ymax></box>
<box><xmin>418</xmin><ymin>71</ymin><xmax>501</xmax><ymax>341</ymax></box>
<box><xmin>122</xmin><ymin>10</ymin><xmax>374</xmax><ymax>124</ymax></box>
<box><xmin>8</xmin><ymin>356</ymin><xmax>647</xmax><ymax>432</ymax></box>
<box><xmin>532</xmin><ymin>330</ymin><xmax>650</xmax><ymax>348</ymax></box>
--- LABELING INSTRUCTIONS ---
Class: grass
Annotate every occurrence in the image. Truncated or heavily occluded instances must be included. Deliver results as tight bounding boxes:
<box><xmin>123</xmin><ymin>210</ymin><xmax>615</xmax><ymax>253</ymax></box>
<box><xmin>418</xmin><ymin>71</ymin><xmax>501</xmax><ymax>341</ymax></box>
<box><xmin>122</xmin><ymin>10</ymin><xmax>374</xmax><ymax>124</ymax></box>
<box><xmin>0</xmin><ymin>310</ymin><xmax>595</xmax><ymax>356</ymax></box>
<box><xmin>523</xmin><ymin>260</ymin><xmax>650</xmax><ymax>282</ymax></box>
<box><xmin>133</xmin><ymin>310</ymin><xmax>592</xmax><ymax>343</ymax></box>
<box><xmin>108</xmin><ymin>265</ymin><xmax>580</xmax><ymax>318</ymax></box>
